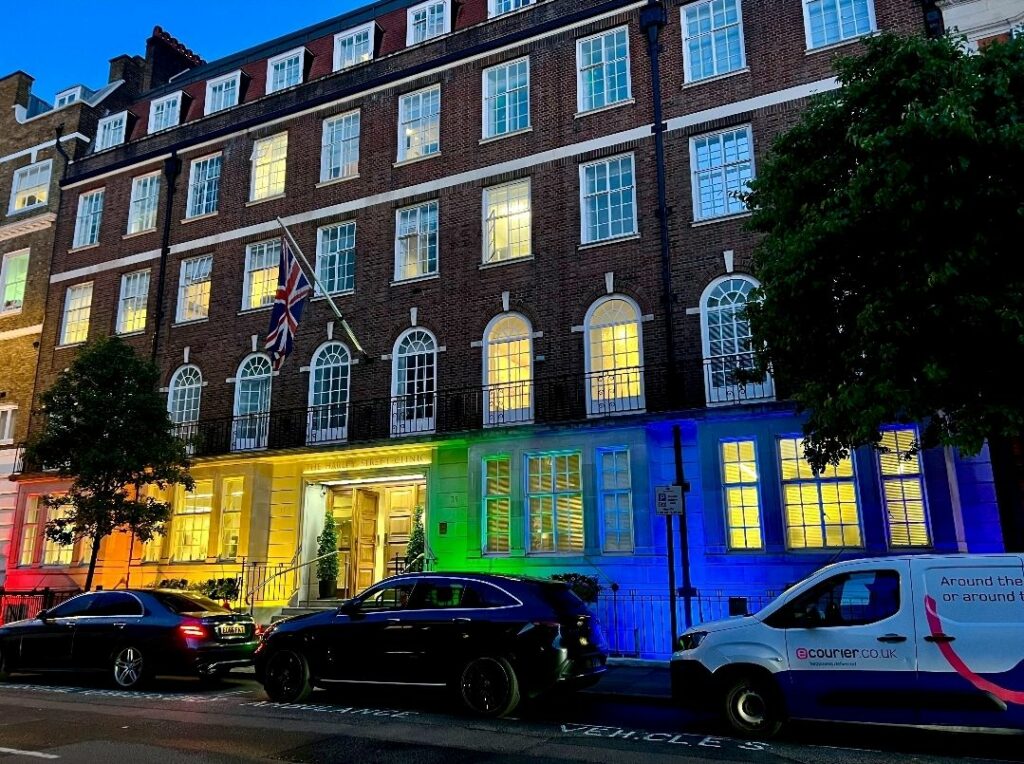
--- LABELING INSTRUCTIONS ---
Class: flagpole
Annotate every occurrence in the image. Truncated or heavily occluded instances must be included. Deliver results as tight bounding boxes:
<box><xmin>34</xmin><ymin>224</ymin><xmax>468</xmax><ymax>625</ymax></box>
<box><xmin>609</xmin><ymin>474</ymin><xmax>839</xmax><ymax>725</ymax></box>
<box><xmin>276</xmin><ymin>216</ymin><xmax>366</xmax><ymax>356</ymax></box>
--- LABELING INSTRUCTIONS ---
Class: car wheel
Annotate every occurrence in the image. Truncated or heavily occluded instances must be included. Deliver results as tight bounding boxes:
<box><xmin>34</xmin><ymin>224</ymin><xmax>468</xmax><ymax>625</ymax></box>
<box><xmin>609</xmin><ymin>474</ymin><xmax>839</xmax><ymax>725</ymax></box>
<box><xmin>721</xmin><ymin>673</ymin><xmax>783</xmax><ymax>738</ymax></box>
<box><xmin>112</xmin><ymin>645</ymin><xmax>148</xmax><ymax>690</ymax></box>
<box><xmin>263</xmin><ymin>649</ymin><xmax>312</xmax><ymax>703</ymax></box>
<box><xmin>458</xmin><ymin>656</ymin><xmax>520</xmax><ymax>717</ymax></box>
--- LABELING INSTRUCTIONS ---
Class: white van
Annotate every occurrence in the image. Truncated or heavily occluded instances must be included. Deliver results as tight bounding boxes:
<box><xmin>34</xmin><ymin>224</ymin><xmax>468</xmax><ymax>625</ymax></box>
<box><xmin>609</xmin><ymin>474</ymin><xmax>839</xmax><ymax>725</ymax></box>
<box><xmin>671</xmin><ymin>554</ymin><xmax>1024</xmax><ymax>737</ymax></box>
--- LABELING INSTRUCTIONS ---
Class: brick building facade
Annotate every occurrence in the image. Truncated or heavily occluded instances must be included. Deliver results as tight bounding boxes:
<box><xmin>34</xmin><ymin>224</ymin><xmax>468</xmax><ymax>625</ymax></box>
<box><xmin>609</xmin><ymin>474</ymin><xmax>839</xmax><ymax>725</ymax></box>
<box><xmin>6</xmin><ymin>0</ymin><xmax>1007</xmax><ymax>650</ymax></box>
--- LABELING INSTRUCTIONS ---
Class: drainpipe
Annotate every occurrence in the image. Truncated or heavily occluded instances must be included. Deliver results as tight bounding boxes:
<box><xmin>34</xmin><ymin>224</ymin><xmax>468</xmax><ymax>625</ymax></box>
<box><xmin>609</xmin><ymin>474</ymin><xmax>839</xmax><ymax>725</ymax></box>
<box><xmin>151</xmin><ymin>153</ymin><xmax>181</xmax><ymax>362</ymax></box>
<box><xmin>53</xmin><ymin>124</ymin><xmax>72</xmax><ymax>180</ymax></box>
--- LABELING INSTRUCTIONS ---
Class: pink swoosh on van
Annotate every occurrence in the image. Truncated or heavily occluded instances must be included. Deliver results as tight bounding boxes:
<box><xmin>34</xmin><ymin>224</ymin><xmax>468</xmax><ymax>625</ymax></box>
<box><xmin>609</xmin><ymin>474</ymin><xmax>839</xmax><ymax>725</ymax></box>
<box><xmin>924</xmin><ymin>595</ymin><xmax>1024</xmax><ymax>705</ymax></box>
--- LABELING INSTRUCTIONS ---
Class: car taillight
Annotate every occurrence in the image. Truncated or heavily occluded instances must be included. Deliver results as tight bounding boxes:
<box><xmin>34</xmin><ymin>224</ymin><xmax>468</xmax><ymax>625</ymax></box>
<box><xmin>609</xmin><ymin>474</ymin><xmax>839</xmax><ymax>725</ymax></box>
<box><xmin>180</xmin><ymin>622</ymin><xmax>207</xmax><ymax>639</ymax></box>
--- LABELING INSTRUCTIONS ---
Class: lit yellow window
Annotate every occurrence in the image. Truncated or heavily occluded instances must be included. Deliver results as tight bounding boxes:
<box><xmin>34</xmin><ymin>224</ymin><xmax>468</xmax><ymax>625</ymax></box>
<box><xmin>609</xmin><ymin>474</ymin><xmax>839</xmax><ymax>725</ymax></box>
<box><xmin>779</xmin><ymin>437</ymin><xmax>861</xmax><ymax>549</ymax></box>
<box><xmin>250</xmin><ymin>133</ymin><xmax>288</xmax><ymax>201</ymax></box>
<box><xmin>42</xmin><ymin>503</ymin><xmax>73</xmax><ymax>566</ymax></box>
<box><xmin>879</xmin><ymin>428</ymin><xmax>930</xmax><ymax>547</ymax></box>
<box><xmin>721</xmin><ymin>439</ymin><xmax>762</xmax><ymax>550</ymax></box>
<box><xmin>220</xmin><ymin>477</ymin><xmax>244</xmax><ymax>559</ymax></box>
<box><xmin>245</xmin><ymin>241</ymin><xmax>280</xmax><ymax>310</ymax></box>
<box><xmin>484</xmin><ymin>180</ymin><xmax>531</xmax><ymax>264</ymax></box>
<box><xmin>172</xmin><ymin>480</ymin><xmax>213</xmax><ymax>562</ymax></box>
<box><xmin>483</xmin><ymin>456</ymin><xmax>511</xmax><ymax>554</ymax></box>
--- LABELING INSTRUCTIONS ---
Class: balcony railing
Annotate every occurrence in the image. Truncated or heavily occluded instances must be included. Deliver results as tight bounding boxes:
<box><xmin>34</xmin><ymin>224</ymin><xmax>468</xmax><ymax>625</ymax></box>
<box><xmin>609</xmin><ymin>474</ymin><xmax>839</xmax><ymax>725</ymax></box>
<box><xmin>703</xmin><ymin>353</ymin><xmax>775</xmax><ymax>406</ymax></box>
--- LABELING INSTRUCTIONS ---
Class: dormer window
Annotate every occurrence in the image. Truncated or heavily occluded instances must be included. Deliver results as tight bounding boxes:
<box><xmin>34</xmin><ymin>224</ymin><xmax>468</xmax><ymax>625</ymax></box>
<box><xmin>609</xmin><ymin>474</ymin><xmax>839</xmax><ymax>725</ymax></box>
<box><xmin>95</xmin><ymin>112</ymin><xmax>128</xmax><ymax>151</ymax></box>
<box><xmin>55</xmin><ymin>87</ymin><xmax>83</xmax><ymax>108</ymax></box>
<box><xmin>267</xmin><ymin>48</ymin><xmax>306</xmax><ymax>94</ymax></box>
<box><xmin>488</xmin><ymin>0</ymin><xmax>533</xmax><ymax>18</ymax></box>
<box><xmin>334</xmin><ymin>22</ymin><xmax>375</xmax><ymax>71</ymax></box>
<box><xmin>205</xmin><ymin>71</ymin><xmax>241</xmax><ymax>115</ymax></box>
<box><xmin>407</xmin><ymin>0</ymin><xmax>450</xmax><ymax>45</ymax></box>
<box><xmin>149</xmin><ymin>91</ymin><xmax>183</xmax><ymax>133</ymax></box>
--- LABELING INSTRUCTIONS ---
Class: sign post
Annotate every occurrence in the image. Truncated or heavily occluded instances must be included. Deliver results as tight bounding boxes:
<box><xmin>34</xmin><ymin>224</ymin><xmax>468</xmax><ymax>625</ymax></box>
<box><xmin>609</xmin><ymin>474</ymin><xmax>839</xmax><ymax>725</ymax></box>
<box><xmin>656</xmin><ymin>483</ymin><xmax>684</xmax><ymax>646</ymax></box>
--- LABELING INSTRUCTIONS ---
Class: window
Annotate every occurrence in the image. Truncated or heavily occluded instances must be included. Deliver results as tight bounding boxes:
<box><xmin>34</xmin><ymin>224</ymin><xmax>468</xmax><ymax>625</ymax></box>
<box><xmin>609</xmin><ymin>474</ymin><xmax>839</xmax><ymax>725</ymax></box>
<box><xmin>483</xmin><ymin>313</ymin><xmax>533</xmax><ymax>425</ymax></box>
<box><xmin>316</xmin><ymin>222</ymin><xmax>356</xmax><ymax>295</ymax></box>
<box><xmin>391</xmin><ymin>328</ymin><xmax>437</xmax><ymax>435</ymax></box>
<box><xmin>9</xmin><ymin>160</ymin><xmax>52</xmax><ymax>213</ymax></box>
<box><xmin>527</xmin><ymin>451</ymin><xmax>584</xmax><ymax>553</ymax></box>
<box><xmin>42</xmin><ymin>504</ymin><xmax>73</xmax><ymax>566</ymax></box>
<box><xmin>682</xmin><ymin>0</ymin><xmax>746</xmax><ymax>82</ymax></box>
<box><xmin>483</xmin><ymin>58</ymin><xmax>530</xmax><ymax>139</ymax></box>
<box><xmin>186</xmin><ymin>154</ymin><xmax>222</xmax><ymax>218</ymax></box>
<box><xmin>489</xmin><ymin>0</ymin><xmax>534</xmax><ymax>17</ymax></box>
<box><xmin>95</xmin><ymin>112</ymin><xmax>127</xmax><ymax>151</ymax></box>
<box><xmin>46</xmin><ymin>593</ymin><xmax>99</xmax><ymax>618</ymax></box>
<box><xmin>73</xmin><ymin>189</ymin><xmax>104</xmax><ymax>248</ymax></box>
<box><xmin>398</xmin><ymin>86</ymin><xmax>440</xmax><ymax>162</ymax></box>
<box><xmin>60</xmin><ymin>282</ymin><xmax>93</xmax><ymax>345</ymax></box>
<box><xmin>168</xmin><ymin>365</ymin><xmax>203</xmax><ymax>444</ymax></box>
<box><xmin>127</xmin><ymin>173</ymin><xmax>160</xmax><ymax>234</ymax></box>
<box><xmin>784</xmin><ymin>570</ymin><xmax>899</xmax><ymax>627</ymax></box>
<box><xmin>803</xmin><ymin>0</ymin><xmax>875</xmax><ymax>49</ymax></box>
<box><xmin>321</xmin><ymin>111</ymin><xmax>360</xmax><ymax>182</ymax></box>
<box><xmin>334</xmin><ymin>23</ymin><xmax>375</xmax><ymax>71</ymax></box>
<box><xmin>359</xmin><ymin>581</ymin><xmax>417</xmax><ymax>611</ymax></box>
<box><xmin>691</xmin><ymin>126</ymin><xmax>753</xmax><ymax>221</ymax></box>
<box><xmin>483</xmin><ymin>456</ymin><xmax>511</xmax><ymax>554</ymax></box>
<box><xmin>580</xmin><ymin>154</ymin><xmax>637</xmax><ymax>244</ymax></box>
<box><xmin>879</xmin><ymin>427</ymin><xmax>931</xmax><ymax>547</ymax></box>
<box><xmin>1</xmin><ymin>250</ymin><xmax>29</xmax><ymax>313</ymax></box>
<box><xmin>244</xmin><ymin>240</ymin><xmax>280</xmax><ymax>310</ymax></box>
<box><xmin>599</xmin><ymin>447</ymin><xmax>634</xmax><ymax>552</ymax></box>
<box><xmin>308</xmin><ymin>342</ymin><xmax>351</xmax><ymax>444</ymax></box>
<box><xmin>233</xmin><ymin>354</ymin><xmax>272</xmax><ymax>451</ymax></box>
<box><xmin>149</xmin><ymin>92</ymin><xmax>182</xmax><ymax>133</ymax></box>
<box><xmin>87</xmin><ymin>592</ymin><xmax>143</xmax><ymax>617</ymax></box>
<box><xmin>720</xmin><ymin>439</ymin><xmax>762</xmax><ymax>549</ymax></box>
<box><xmin>394</xmin><ymin>201</ymin><xmax>438</xmax><ymax>281</ymax></box>
<box><xmin>172</xmin><ymin>480</ymin><xmax>213</xmax><ymax>561</ymax></box>
<box><xmin>576</xmin><ymin>27</ymin><xmax>631</xmax><ymax>113</ymax></box>
<box><xmin>267</xmin><ymin>48</ymin><xmax>305</xmax><ymax>93</ymax></box>
<box><xmin>483</xmin><ymin>179</ymin><xmax>531</xmax><ymax>264</ymax></box>
<box><xmin>250</xmin><ymin>133</ymin><xmax>288</xmax><ymax>201</ymax></box>
<box><xmin>19</xmin><ymin>497</ymin><xmax>41</xmax><ymax>566</ymax></box>
<box><xmin>205</xmin><ymin>72</ymin><xmax>240</xmax><ymax>114</ymax></box>
<box><xmin>116</xmin><ymin>269</ymin><xmax>150</xmax><ymax>334</ymax></box>
<box><xmin>0</xmin><ymin>406</ymin><xmax>16</xmax><ymax>445</ymax></box>
<box><xmin>142</xmin><ymin>532</ymin><xmax>163</xmax><ymax>563</ymax></box>
<box><xmin>584</xmin><ymin>295</ymin><xmax>645</xmax><ymax>415</ymax></box>
<box><xmin>701</xmin><ymin>276</ymin><xmax>773</xmax><ymax>404</ymax></box>
<box><xmin>779</xmin><ymin>436</ymin><xmax>862</xmax><ymax>549</ymax></box>
<box><xmin>55</xmin><ymin>88</ymin><xmax>81</xmax><ymax>108</ymax></box>
<box><xmin>177</xmin><ymin>254</ymin><xmax>213</xmax><ymax>323</ymax></box>
<box><xmin>407</xmin><ymin>0</ymin><xmax>450</xmax><ymax>45</ymax></box>
<box><xmin>220</xmin><ymin>477</ymin><xmax>243</xmax><ymax>559</ymax></box>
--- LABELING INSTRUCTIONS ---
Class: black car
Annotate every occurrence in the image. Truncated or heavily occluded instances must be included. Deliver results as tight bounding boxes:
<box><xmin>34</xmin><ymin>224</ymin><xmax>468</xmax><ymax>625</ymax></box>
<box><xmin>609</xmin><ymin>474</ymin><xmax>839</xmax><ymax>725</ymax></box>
<box><xmin>0</xmin><ymin>589</ymin><xmax>257</xmax><ymax>689</ymax></box>
<box><xmin>255</xmin><ymin>573</ymin><xmax>608</xmax><ymax>716</ymax></box>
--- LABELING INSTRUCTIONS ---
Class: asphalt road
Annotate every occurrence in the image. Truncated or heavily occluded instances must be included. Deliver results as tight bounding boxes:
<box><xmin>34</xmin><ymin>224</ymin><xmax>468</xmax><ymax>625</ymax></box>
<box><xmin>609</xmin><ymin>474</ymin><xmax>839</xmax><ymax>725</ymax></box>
<box><xmin>0</xmin><ymin>673</ymin><xmax>1021</xmax><ymax>763</ymax></box>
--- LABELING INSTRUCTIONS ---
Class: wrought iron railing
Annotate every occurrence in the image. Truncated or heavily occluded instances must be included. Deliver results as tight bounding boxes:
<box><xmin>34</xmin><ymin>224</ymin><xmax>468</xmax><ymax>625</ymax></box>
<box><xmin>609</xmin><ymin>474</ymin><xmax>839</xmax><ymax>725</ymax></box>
<box><xmin>703</xmin><ymin>353</ymin><xmax>775</xmax><ymax>406</ymax></box>
<box><xmin>0</xmin><ymin>587</ymin><xmax>81</xmax><ymax>625</ymax></box>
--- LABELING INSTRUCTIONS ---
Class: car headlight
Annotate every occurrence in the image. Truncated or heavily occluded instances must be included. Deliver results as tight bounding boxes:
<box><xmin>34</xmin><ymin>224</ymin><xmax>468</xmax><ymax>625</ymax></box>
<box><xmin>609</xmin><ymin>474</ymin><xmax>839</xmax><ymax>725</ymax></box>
<box><xmin>678</xmin><ymin>630</ymin><xmax>709</xmax><ymax>651</ymax></box>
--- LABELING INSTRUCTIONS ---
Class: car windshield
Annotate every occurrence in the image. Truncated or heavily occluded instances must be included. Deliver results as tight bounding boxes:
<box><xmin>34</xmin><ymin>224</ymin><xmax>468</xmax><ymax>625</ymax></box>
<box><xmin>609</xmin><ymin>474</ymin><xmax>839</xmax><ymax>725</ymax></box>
<box><xmin>153</xmin><ymin>591</ymin><xmax>231</xmax><ymax>614</ymax></box>
<box><xmin>535</xmin><ymin>583</ymin><xmax>588</xmax><ymax>615</ymax></box>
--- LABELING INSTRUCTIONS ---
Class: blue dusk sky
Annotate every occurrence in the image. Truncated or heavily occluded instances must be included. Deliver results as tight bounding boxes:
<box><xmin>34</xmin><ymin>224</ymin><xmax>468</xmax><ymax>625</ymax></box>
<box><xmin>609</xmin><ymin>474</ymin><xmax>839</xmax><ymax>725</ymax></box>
<box><xmin>0</xmin><ymin>2</ymin><xmax>366</xmax><ymax>103</ymax></box>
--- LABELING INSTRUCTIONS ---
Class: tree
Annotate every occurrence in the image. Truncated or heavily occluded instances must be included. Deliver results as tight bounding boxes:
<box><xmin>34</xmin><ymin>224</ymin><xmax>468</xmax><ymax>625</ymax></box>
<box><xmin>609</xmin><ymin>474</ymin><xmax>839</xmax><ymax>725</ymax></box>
<box><xmin>25</xmin><ymin>337</ymin><xmax>193</xmax><ymax>590</ymax></box>
<box><xmin>404</xmin><ymin>506</ymin><xmax>425</xmax><ymax>573</ymax></box>
<box><xmin>742</xmin><ymin>33</ymin><xmax>1024</xmax><ymax>549</ymax></box>
<box><xmin>316</xmin><ymin>510</ymin><xmax>340</xmax><ymax>584</ymax></box>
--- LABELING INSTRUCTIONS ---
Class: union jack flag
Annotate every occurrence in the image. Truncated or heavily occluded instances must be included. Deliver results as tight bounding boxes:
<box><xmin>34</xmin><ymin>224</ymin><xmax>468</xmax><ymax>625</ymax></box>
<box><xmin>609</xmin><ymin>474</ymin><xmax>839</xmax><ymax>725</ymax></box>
<box><xmin>265</xmin><ymin>237</ymin><xmax>312</xmax><ymax>370</ymax></box>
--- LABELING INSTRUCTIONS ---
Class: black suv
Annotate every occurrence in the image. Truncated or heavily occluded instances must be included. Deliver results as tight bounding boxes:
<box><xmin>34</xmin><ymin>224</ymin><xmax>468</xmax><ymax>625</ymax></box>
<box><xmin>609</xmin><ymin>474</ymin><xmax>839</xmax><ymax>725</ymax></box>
<box><xmin>255</xmin><ymin>573</ymin><xmax>608</xmax><ymax>716</ymax></box>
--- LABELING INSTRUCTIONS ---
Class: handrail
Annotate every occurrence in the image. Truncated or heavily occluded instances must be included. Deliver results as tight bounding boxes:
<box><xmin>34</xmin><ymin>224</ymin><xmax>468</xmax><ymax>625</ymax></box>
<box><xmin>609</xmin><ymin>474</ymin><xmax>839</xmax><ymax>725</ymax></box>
<box><xmin>245</xmin><ymin>547</ymin><xmax>344</xmax><ymax>613</ymax></box>
<box><xmin>244</xmin><ymin>545</ymin><xmax>301</xmax><ymax>609</ymax></box>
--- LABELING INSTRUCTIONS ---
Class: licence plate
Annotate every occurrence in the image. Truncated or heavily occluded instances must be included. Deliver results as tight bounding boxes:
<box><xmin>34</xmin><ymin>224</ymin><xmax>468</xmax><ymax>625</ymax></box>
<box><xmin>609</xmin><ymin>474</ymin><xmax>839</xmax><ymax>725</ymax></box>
<box><xmin>218</xmin><ymin>623</ymin><xmax>246</xmax><ymax>636</ymax></box>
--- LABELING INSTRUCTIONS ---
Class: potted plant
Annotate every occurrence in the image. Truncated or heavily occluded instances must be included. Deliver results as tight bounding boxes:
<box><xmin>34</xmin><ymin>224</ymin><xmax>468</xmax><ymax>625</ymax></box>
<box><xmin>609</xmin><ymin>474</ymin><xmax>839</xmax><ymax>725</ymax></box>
<box><xmin>404</xmin><ymin>506</ymin><xmax>425</xmax><ymax>573</ymax></box>
<box><xmin>316</xmin><ymin>510</ymin><xmax>340</xmax><ymax>599</ymax></box>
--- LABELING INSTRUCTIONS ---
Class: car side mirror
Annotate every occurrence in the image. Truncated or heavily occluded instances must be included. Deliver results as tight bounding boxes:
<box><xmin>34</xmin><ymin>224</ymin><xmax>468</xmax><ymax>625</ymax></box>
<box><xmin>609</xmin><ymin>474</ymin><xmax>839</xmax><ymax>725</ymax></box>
<box><xmin>36</xmin><ymin>609</ymin><xmax>49</xmax><ymax>621</ymax></box>
<box><xmin>338</xmin><ymin>600</ymin><xmax>359</xmax><ymax>616</ymax></box>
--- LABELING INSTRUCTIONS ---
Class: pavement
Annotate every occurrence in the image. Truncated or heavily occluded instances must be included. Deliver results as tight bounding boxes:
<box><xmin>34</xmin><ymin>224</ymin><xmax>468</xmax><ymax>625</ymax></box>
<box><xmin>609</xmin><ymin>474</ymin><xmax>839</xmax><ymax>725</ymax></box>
<box><xmin>582</xmin><ymin>661</ymin><xmax>672</xmax><ymax>702</ymax></box>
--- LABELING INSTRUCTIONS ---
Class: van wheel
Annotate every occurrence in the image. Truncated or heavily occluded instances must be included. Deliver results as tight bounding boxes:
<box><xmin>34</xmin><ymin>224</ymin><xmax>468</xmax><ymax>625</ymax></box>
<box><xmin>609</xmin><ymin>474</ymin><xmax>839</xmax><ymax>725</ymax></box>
<box><xmin>112</xmin><ymin>645</ymin><xmax>148</xmax><ymax>689</ymax></box>
<box><xmin>264</xmin><ymin>649</ymin><xmax>312</xmax><ymax>703</ymax></box>
<box><xmin>721</xmin><ymin>674</ymin><xmax>783</xmax><ymax>738</ymax></box>
<box><xmin>458</xmin><ymin>656</ymin><xmax>520</xmax><ymax>717</ymax></box>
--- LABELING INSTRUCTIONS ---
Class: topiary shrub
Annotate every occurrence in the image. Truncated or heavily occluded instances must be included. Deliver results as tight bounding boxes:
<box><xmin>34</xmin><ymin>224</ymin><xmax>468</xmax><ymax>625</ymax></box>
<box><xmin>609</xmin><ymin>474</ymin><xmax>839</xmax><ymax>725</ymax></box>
<box><xmin>550</xmin><ymin>573</ymin><xmax>602</xmax><ymax>603</ymax></box>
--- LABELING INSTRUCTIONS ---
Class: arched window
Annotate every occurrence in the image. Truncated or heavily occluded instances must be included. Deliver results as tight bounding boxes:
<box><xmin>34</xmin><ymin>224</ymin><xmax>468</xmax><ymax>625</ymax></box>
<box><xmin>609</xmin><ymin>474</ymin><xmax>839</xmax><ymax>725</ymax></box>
<box><xmin>483</xmin><ymin>313</ymin><xmax>533</xmax><ymax>426</ymax></box>
<box><xmin>307</xmin><ymin>342</ymin><xmax>351</xmax><ymax>444</ymax></box>
<box><xmin>168</xmin><ymin>365</ymin><xmax>202</xmax><ymax>452</ymax></box>
<box><xmin>700</xmin><ymin>275</ymin><xmax>774</xmax><ymax>404</ymax></box>
<box><xmin>391</xmin><ymin>329</ymin><xmax>437</xmax><ymax>435</ymax></box>
<box><xmin>584</xmin><ymin>296</ymin><xmax>645</xmax><ymax>415</ymax></box>
<box><xmin>232</xmin><ymin>354</ymin><xmax>272</xmax><ymax>450</ymax></box>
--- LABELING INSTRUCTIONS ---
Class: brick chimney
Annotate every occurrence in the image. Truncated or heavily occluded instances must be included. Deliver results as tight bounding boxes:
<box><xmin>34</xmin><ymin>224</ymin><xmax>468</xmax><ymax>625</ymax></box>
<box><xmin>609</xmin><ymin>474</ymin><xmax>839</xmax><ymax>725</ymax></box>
<box><xmin>0</xmin><ymin>70</ymin><xmax>34</xmax><ymax>110</ymax></box>
<box><xmin>143</xmin><ymin>26</ymin><xmax>205</xmax><ymax>90</ymax></box>
<box><xmin>108</xmin><ymin>54</ymin><xmax>147</xmax><ymax>98</ymax></box>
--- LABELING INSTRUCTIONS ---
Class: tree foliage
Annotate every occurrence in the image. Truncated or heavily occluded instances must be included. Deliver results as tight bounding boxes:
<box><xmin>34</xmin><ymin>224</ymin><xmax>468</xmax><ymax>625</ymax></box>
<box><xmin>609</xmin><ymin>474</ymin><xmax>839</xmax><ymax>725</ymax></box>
<box><xmin>743</xmin><ymin>33</ymin><xmax>1024</xmax><ymax>470</ymax></box>
<box><xmin>404</xmin><ymin>505</ymin><xmax>426</xmax><ymax>573</ymax></box>
<box><xmin>25</xmin><ymin>337</ymin><xmax>193</xmax><ymax>590</ymax></box>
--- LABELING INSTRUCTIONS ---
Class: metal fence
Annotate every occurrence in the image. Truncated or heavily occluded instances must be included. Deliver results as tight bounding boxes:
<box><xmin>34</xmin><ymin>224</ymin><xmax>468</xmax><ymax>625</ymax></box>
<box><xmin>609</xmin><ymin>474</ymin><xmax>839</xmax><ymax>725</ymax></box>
<box><xmin>591</xmin><ymin>589</ymin><xmax>778</xmax><ymax>659</ymax></box>
<box><xmin>0</xmin><ymin>588</ymin><xmax>81</xmax><ymax>625</ymax></box>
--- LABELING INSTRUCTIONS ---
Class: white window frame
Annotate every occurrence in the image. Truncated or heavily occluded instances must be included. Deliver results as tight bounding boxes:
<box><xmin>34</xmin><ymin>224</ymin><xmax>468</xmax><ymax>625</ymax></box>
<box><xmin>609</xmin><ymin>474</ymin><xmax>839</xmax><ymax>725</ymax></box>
<box><xmin>0</xmin><ymin>249</ymin><xmax>30</xmax><ymax>315</ymax></box>
<box><xmin>802</xmin><ymin>0</ymin><xmax>877</xmax><ymax>50</ymax></box>
<box><xmin>525</xmin><ymin>450</ymin><xmax>585</xmax><ymax>554</ymax></box>
<box><xmin>95</xmin><ymin>112</ymin><xmax>128</xmax><ymax>151</ymax></box>
<box><xmin>172</xmin><ymin>480</ymin><xmax>213</xmax><ymax>562</ymax></box>
<box><xmin>127</xmin><ymin>172</ymin><xmax>161</xmax><ymax>234</ymax></box>
<box><xmin>176</xmin><ymin>254</ymin><xmax>214</xmax><ymax>323</ymax></box>
<box><xmin>0</xmin><ymin>405</ymin><xmax>16</xmax><ymax>445</ymax></box>
<box><xmin>575</xmin><ymin>26</ymin><xmax>632</xmax><ymax>114</ymax></box>
<box><xmin>406</xmin><ymin>0</ymin><xmax>451</xmax><ymax>46</ymax></box>
<box><xmin>583</xmin><ymin>294</ymin><xmax>646</xmax><ymax>415</ymax></box>
<box><xmin>482</xmin><ymin>57</ymin><xmax>531</xmax><ymax>140</ymax></box>
<box><xmin>186</xmin><ymin>153</ymin><xmax>222</xmax><ymax>219</ymax></box>
<box><xmin>316</xmin><ymin>221</ymin><xmax>357</xmax><ymax>295</ymax></box>
<box><xmin>205</xmin><ymin>71</ymin><xmax>242</xmax><ymax>115</ymax></box>
<box><xmin>681</xmin><ymin>0</ymin><xmax>747</xmax><ymax>83</ymax></box>
<box><xmin>578</xmin><ymin>153</ymin><xmax>638</xmax><ymax>245</ymax></box>
<box><xmin>397</xmin><ymin>85</ymin><xmax>441</xmax><ymax>163</ymax></box>
<box><xmin>482</xmin><ymin>312</ymin><xmax>535</xmax><ymax>426</ymax></box>
<box><xmin>55</xmin><ymin>87</ymin><xmax>82</xmax><ymax>108</ymax></box>
<box><xmin>219</xmin><ymin>477</ymin><xmax>244</xmax><ymax>559</ymax></box>
<box><xmin>878</xmin><ymin>426</ymin><xmax>932</xmax><ymax>548</ymax></box>
<box><xmin>320</xmin><ymin>110</ymin><xmax>361</xmax><ymax>183</ymax></box>
<box><xmin>689</xmin><ymin>124</ymin><xmax>755</xmax><ymax>222</ymax></box>
<box><xmin>243</xmin><ymin>240</ymin><xmax>281</xmax><ymax>311</ymax></box>
<box><xmin>8</xmin><ymin>159</ymin><xmax>52</xmax><ymax>214</ymax></box>
<box><xmin>394</xmin><ymin>200</ymin><xmax>439</xmax><ymax>282</ymax></box>
<box><xmin>232</xmin><ymin>354</ymin><xmax>273</xmax><ymax>451</ymax></box>
<box><xmin>482</xmin><ymin>179</ymin><xmax>532</xmax><ymax>264</ymax></box>
<box><xmin>390</xmin><ymin>327</ymin><xmax>439</xmax><ymax>436</ymax></box>
<box><xmin>149</xmin><ymin>91</ymin><xmax>183</xmax><ymax>133</ymax></box>
<box><xmin>334</xmin><ymin>22</ymin><xmax>376</xmax><ymax>71</ymax></box>
<box><xmin>72</xmin><ymin>189</ymin><xmax>104</xmax><ymax>249</ymax></box>
<box><xmin>116</xmin><ymin>269</ymin><xmax>150</xmax><ymax>335</ymax></box>
<box><xmin>307</xmin><ymin>340</ymin><xmax>352</xmax><ymax>444</ymax></box>
<box><xmin>598</xmin><ymin>445</ymin><xmax>634</xmax><ymax>553</ymax></box>
<box><xmin>249</xmin><ymin>133</ymin><xmax>289</xmax><ymax>201</ymax></box>
<box><xmin>168</xmin><ymin>364</ymin><xmax>203</xmax><ymax>447</ymax></box>
<box><xmin>266</xmin><ymin>47</ymin><xmax>306</xmax><ymax>94</ymax></box>
<box><xmin>488</xmin><ymin>0</ymin><xmax>535</xmax><ymax>19</ymax></box>
<box><xmin>60</xmin><ymin>282</ymin><xmax>93</xmax><ymax>346</ymax></box>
